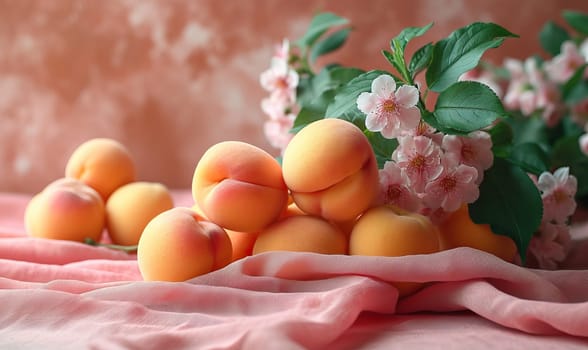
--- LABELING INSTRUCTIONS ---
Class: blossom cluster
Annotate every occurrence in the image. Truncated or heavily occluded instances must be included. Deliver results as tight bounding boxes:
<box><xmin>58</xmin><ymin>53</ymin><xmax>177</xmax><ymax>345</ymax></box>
<box><xmin>259</xmin><ymin>40</ymin><xmax>299</xmax><ymax>154</ymax></box>
<box><xmin>458</xmin><ymin>35</ymin><xmax>587</xmax><ymax>269</ymax></box>
<box><xmin>528</xmin><ymin>167</ymin><xmax>577</xmax><ymax>269</ymax></box>
<box><xmin>357</xmin><ymin>75</ymin><xmax>493</xmax><ymax>220</ymax></box>
<box><xmin>463</xmin><ymin>37</ymin><xmax>588</xmax><ymax>154</ymax></box>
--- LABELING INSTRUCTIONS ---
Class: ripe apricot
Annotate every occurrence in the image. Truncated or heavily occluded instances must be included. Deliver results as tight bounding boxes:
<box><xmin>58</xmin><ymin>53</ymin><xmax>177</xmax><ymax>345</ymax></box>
<box><xmin>349</xmin><ymin>205</ymin><xmax>440</xmax><ymax>297</ymax></box>
<box><xmin>281</xmin><ymin>118</ymin><xmax>379</xmax><ymax>222</ymax></box>
<box><xmin>137</xmin><ymin>207</ymin><xmax>232</xmax><ymax>282</ymax></box>
<box><xmin>105</xmin><ymin>181</ymin><xmax>174</xmax><ymax>246</ymax></box>
<box><xmin>253</xmin><ymin>215</ymin><xmax>348</xmax><ymax>255</ymax></box>
<box><xmin>65</xmin><ymin>138</ymin><xmax>136</xmax><ymax>200</ymax></box>
<box><xmin>192</xmin><ymin>201</ymin><xmax>258</xmax><ymax>262</ymax></box>
<box><xmin>192</xmin><ymin>141</ymin><xmax>289</xmax><ymax>233</ymax></box>
<box><xmin>226</xmin><ymin>230</ymin><xmax>259</xmax><ymax>261</ymax></box>
<box><xmin>438</xmin><ymin>204</ymin><xmax>518</xmax><ymax>262</ymax></box>
<box><xmin>24</xmin><ymin>178</ymin><xmax>105</xmax><ymax>242</ymax></box>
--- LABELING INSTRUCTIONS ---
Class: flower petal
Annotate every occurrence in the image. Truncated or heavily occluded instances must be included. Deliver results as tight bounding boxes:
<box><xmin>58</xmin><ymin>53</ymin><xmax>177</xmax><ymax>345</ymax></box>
<box><xmin>365</xmin><ymin>112</ymin><xmax>387</xmax><ymax>132</ymax></box>
<box><xmin>357</xmin><ymin>92</ymin><xmax>377</xmax><ymax>114</ymax></box>
<box><xmin>395</xmin><ymin>85</ymin><xmax>419</xmax><ymax>107</ymax></box>
<box><xmin>371</xmin><ymin>75</ymin><xmax>396</xmax><ymax>98</ymax></box>
<box><xmin>397</xmin><ymin>106</ymin><xmax>422</xmax><ymax>130</ymax></box>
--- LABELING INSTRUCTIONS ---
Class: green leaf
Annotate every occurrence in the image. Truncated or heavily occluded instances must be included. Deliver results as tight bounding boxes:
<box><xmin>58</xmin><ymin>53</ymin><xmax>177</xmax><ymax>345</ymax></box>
<box><xmin>562</xmin><ymin>64</ymin><xmax>588</xmax><ymax>104</ymax></box>
<box><xmin>291</xmin><ymin>106</ymin><xmax>325</xmax><ymax>133</ymax></box>
<box><xmin>469</xmin><ymin>158</ymin><xmax>543</xmax><ymax>263</ymax></box>
<box><xmin>506</xmin><ymin>113</ymin><xmax>550</xmax><ymax>150</ymax></box>
<box><xmin>392</xmin><ymin>22</ymin><xmax>434</xmax><ymax>52</ymax></box>
<box><xmin>382</xmin><ymin>50</ymin><xmax>405</xmax><ymax>77</ymax></box>
<box><xmin>296</xmin><ymin>12</ymin><xmax>349</xmax><ymax>48</ymax></box>
<box><xmin>311</xmin><ymin>66</ymin><xmax>365</xmax><ymax>97</ymax></box>
<box><xmin>309</xmin><ymin>28</ymin><xmax>352</xmax><ymax>63</ymax></box>
<box><xmin>432</xmin><ymin>81</ymin><xmax>505</xmax><ymax>134</ymax></box>
<box><xmin>426</xmin><ymin>22</ymin><xmax>518</xmax><ymax>92</ymax></box>
<box><xmin>488</xmin><ymin>120</ymin><xmax>513</xmax><ymax>158</ymax></box>
<box><xmin>562</xmin><ymin>10</ymin><xmax>588</xmax><ymax>36</ymax></box>
<box><xmin>328</xmin><ymin>67</ymin><xmax>366</xmax><ymax>87</ymax></box>
<box><xmin>539</xmin><ymin>21</ymin><xmax>570</xmax><ymax>56</ymax></box>
<box><xmin>365</xmin><ymin>130</ymin><xmax>398</xmax><ymax>168</ymax></box>
<box><xmin>324</xmin><ymin>70</ymin><xmax>391</xmax><ymax>126</ymax></box>
<box><xmin>508</xmin><ymin>142</ymin><xmax>549</xmax><ymax>175</ymax></box>
<box><xmin>409</xmin><ymin>43</ymin><xmax>433</xmax><ymax>78</ymax></box>
<box><xmin>296</xmin><ymin>75</ymin><xmax>315</xmax><ymax>108</ymax></box>
<box><xmin>388</xmin><ymin>24</ymin><xmax>432</xmax><ymax>82</ymax></box>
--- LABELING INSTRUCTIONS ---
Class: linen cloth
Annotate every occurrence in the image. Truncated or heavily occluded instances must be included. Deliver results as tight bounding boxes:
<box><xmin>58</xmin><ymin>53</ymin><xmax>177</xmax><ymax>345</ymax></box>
<box><xmin>1</xmin><ymin>192</ymin><xmax>587</xmax><ymax>349</ymax></box>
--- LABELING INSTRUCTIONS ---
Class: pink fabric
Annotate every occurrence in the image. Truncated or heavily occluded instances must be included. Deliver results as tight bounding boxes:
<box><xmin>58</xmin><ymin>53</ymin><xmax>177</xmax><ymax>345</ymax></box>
<box><xmin>1</xmin><ymin>192</ymin><xmax>588</xmax><ymax>349</ymax></box>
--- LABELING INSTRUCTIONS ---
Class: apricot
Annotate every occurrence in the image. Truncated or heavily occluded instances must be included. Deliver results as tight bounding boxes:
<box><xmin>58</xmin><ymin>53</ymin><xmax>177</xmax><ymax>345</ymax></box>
<box><xmin>438</xmin><ymin>204</ymin><xmax>518</xmax><ymax>262</ymax></box>
<box><xmin>192</xmin><ymin>141</ymin><xmax>289</xmax><ymax>233</ymax></box>
<box><xmin>65</xmin><ymin>138</ymin><xmax>136</xmax><ymax>200</ymax></box>
<box><xmin>137</xmin><ymin>207</ymin><xmax>232</xmax><ymax>282</ymax></box>
<box><xmin>253</xmin><ymin>215</ymin><xmax>348</xmax><ymax>255</ymax></box>
<box><xmin>192</xmin><ymin>201</ymin><xmax>258</xmax><ymax>262</ymax></box>
<box><xmin>349</xmin><ymin>205</ymin><xmax>440</xmax><ymax>296</ymax></box>
<box><xmin>24</xmin><ymin>178</ymin><xmax>105</xmax><ymax>242</ymax></box>
<box><xmin>281</xmin><ymin>118</ymin><xmax>379</xmax><ymax>222</ymax></box>
<box><xmin>226</xmin><ymin>230</ymin><xmax>259</xmax><ymax>261</ymax></box>
<box><xmin>105</xmin><ymin>181</ymin><xmax>174</xmax><ymax>246</ymax></box>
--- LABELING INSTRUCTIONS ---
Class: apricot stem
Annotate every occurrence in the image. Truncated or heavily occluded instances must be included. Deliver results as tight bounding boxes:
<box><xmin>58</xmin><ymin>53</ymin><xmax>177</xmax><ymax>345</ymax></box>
<box><xmin>84</xmin><ymin>238</ymin><xmax>138</xmax><ymax>253</ymax></box>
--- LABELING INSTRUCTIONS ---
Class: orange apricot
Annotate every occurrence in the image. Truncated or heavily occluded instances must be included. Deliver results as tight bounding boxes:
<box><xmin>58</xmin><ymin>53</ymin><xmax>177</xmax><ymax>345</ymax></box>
<box><xmin>192</xmin><ymin>141</ymin><xmax>289</xmax><ymax>233</ymax></box>
<box><xmin>349</xmin><ymin>205</ymin><xmax>440</xmax><ymax>297</ymax></box>
<box><xmin>24</xmin><ymin>178</ymin><xmax>105</xmax><ymax>242</ymax></box>
<box><xmin>137</xmin><ymin>207</ymin><xmax>232</xmax><ymax>282</ymax></box>
<box><xmin>253</xmin><ymin>215</ymin><xmax>348</xmax><ymax>255</ymax></box>
<box><xmin>105</xmin><ymin>181</ymin><xmax>174</xmax><ymax>246</ymax></box>
<box><xmin>437</xmin><ymin>204</ymin><xmax>518</xmax><ymax>262</ymax></box>
<box><xmin>281</xmin><ymin>118</ymin><xmax>379</xmax><ymax>222</ymax></box>
<box><xmin>65</xmin><ymin>138</ymin><xmax>136</xmax><ymax>200</ymax></box>
<box><xmin>192</xmin><ymin>201</ymin><xmax>258</xmax><ymax>262</ymax></box>
<box><xmin>226</xmin><ymin>230</ymin><xmax>259</xmax><ymax>261</ymax></box>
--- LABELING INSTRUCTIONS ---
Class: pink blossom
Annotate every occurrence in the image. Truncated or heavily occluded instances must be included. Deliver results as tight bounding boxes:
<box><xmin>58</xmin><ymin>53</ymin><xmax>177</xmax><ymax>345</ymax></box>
<box><xmin>263</xmin><ymin>114</ymin><xmax>295</xmax><ymax>154</ymax></box>
<box><xmin>503</xmin><ymin>58</ymin><xmax>534</xmax><ymax>112</ymax></box>
<box><xmin>259</xmin><ymin>59</ymin><xmax>299</xmax><ymax>104</ymax></box>
<box><xmin>537</xmin><ymin>167</ymin><xmax>577</xmax><ymax>224</ymax></box>
<box><xmin>261</xmin><ymin>92</ymin><xmax>294</xmax><ymax>120</ymax></box>
<box><xmin>392</xmin><ymin>135</ymin><xmax>443</xmax><ymax>193</ymax></box>
<box><xmin>503</xmin><ymin>57</ymin><xmax>564</xmax><ymax>125</ymax></box>
<box><xmin>544</xmin><ymin>41</ymin><xmax>586</xmax><ymax>84</ymax></box>
<box><xmin>400</xmin><ymin>120</ymin><xmax>444</xmax><ymax>145</ymax></box>
<box><xmin>504</xmin><ymin>58</ymin><xmax>525</xmax><ymax>80</ymax></box>
<box><xmin>357</xmin><ymin>75</ymin><xmax>421</xmax><ymax>139</ymax></box>
<box><xmin>377</xmin><ymin>161</ymin><xmax>421</xmax><ymax>212</ymax></box>
<box><xmin>422</xmin><ymin>156</ymin><xmax>479</xmax><ymax>212</ymax></box>
<box><xmin>535</xmin><ymin>81</ymin><xmax>564</xmax><ymax>127</ymax></box>
<box><xmin>273</xmin><ymin>39</ymin><xmax>291</xmax><ymax>62</ymax></box>
<box><xmin>528</xmin><ymin>222</ymin><xmax>571</xmax><ymax>270</ymax></box>
<box><xmin>518</xmin><ymin>89</ymin><xmax>539</xmax><ymax>116</ymax></box>
<box><xmin>442</xmin><ymin>131</ymin><xmax>493</xmax><ymax>184</ymax></box>
<box><xmin>580</xmin><ymin>133</ymin><xmax>588</xmax><ymax>156</ymax></box>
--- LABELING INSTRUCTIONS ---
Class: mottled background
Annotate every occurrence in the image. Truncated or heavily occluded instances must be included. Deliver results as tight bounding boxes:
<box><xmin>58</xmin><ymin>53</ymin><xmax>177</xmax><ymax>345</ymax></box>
<box><xmin>1</xmin><ymin>0</ymin><xmax>587</xmax><ymax>194</ymax></box>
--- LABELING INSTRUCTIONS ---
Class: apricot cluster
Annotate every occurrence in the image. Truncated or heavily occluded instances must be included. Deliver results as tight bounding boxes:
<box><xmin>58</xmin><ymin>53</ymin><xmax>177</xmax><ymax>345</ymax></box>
<box><xmin>183</xmin><ymin>118</ymin><xmax>446</xmax><ymax>295</ymax></box>
<box><xmin>25</xmin><ymin>138</ymin><xmax>174</xmax><ymax>247</ymax></box>
<box><xmin>25</xmin><ymin>119</ymin><xmax>518</xmax><ymax>292</ymax></box>
<box><xmin>186</xmin><ymin>118</ymin><xmax>517</xmax><ymax>289</ymax></box>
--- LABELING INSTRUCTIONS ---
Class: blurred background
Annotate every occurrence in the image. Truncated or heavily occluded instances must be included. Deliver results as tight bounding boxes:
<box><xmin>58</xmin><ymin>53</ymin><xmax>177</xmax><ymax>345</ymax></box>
<box><xmin>1</xmin><ymin>0</ymin><xmax>587</xmax><ymax>194</ymax></box>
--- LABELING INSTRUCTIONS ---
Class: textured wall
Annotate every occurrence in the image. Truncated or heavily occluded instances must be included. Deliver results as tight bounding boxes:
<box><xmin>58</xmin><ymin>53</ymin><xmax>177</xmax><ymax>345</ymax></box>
<box><xmin>1</xmin><ymin>0</ymin><xmax>587</xmax><ymax>193</ymax></box>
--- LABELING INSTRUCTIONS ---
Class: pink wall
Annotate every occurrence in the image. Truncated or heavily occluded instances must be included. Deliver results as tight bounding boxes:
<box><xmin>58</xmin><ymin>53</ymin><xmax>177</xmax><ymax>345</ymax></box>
<box><xmin>1</xmin><ymin>0</ymin><xmax>587</xmax><ymax>194</ymax></box>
